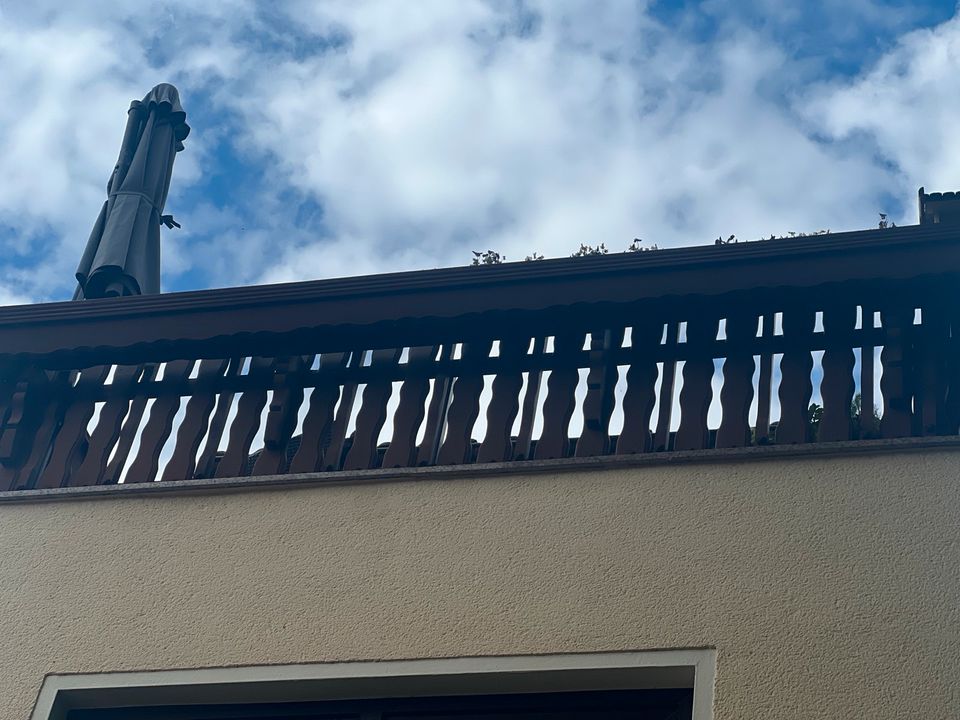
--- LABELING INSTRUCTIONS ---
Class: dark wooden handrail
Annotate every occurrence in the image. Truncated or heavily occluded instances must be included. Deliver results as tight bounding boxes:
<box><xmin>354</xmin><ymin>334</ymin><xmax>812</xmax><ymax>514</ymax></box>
<box><xmin>0</xmin><ymin>223</ymin><xmax>957</xmax><ymax>362</ymax></box>
<box><xmin>0</xmin><ymin>223</ymin><xmax>957</xmax><ymax>490</ymax></box>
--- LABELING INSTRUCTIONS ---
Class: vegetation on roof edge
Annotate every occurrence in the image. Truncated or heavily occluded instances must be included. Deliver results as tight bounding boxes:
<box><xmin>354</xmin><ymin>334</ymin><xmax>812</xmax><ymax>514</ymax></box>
<box><xmin>471</xmin><ymin>213</ymin><xmax>897</xmax><ymax>266</ymax></box>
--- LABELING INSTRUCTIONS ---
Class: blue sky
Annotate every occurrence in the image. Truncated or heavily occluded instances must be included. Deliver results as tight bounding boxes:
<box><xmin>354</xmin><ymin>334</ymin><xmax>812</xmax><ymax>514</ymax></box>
<box><xmin>1</xmin><ymin>0</ymin><xmax>959</xmax><ymax>304</ymax></box>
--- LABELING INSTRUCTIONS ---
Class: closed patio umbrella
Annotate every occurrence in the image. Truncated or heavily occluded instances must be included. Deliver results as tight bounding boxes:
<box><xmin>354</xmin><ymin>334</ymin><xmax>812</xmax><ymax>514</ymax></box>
<box><xmin>75</xmin><ymin>83</ymin><xmax>189</xmax><ymax>299</ymax></box>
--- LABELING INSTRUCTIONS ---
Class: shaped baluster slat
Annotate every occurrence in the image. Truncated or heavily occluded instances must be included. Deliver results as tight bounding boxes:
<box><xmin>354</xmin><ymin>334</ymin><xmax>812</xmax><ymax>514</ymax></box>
<box><xmin>214</xmin><ymin>357</ymin><xmax>275</xmax><ymax>478</ymax></box>
<box><xmin>915</xmin><ymin>302</ymin><xmax>949</xmax><ymax>435</ymax></box>
<box><xmin>754</xmin><ymin>313</ymin><xmax>774</xmax><ymax>444</ymax></box>
<box><xmin>653</xmin><ymin>322</ymin><xmax>678</xmax><ymax>451</ymax></box>
<box><xmin>163</xmin><ymin>358</ymin><xmax>231</xmax><ymax>481</ymax></box>
<box><xmin>0</xmin><ymin>367</ymin><xmax>55</xmax><ymax>487</ymax></box>
<box><xmin>288</xmin><ymin>352</ymin><xmax>350</xmax><ymax>474</ymax></box>
<box><xmin>513</xmin><ymin>338</ymin><xmax>545</xmax><ymax>460</ymax></box>
<box><xmin>945</xmin><ymin>308</ymin><xmax>960</xmax><ymax>435</ymax></box>
<box><xmin>6</xmin><ymin>370</ymin><xmax>71</xmax><ymax>491</ymax></box>
<box><xmin>321</xmin><ymin>355</ymin><xmax>360</xmax><ymax>472</ymax></box>
<box><xmin>616</xmin><ymin>320</ymin><xmax>661</xmax><ymax>455</ymax></box>
<box><xmin>0</xmin><ymin>377</ymin><xmax>19</xmax><ymax>490</ymax></box>
<box><xmin>715</xmin><ymin>311</ymin><xmax>758</xmax><ymax>449</ymax></box>
<box><xmin>104</xmin><ymin>363</ymin><xmax>162</xmax><ymax>485</ymax></box>
<box><xmin>343</xmin><ymin>348</ymin><xmax>403</xmax><ymax>471</ymax></box>
<box><xmin>125</xmin><ymin>360</ymin><xmax>195</xmax><ymax>483</ymax></box>
<box><xmin>382</xmin><ymin>346</ymin><xmax>438</xmax><ymax>468</ymax></box>
<box><xmin>0</xmin><ymin>371</ymin><xmax>39</xmax><ymax>465</ymax></box>
<box><xmin>576</xmin><ymin>328</ymin><xmax>625</xmax><ymax>457</ymax></box>
<box><xmin>534</xmin><ymin>333</ymin><xmax>583</xmax><ymax>460</ymax></box>
<box><xmin>71</xmin><ymin>365</ymin><xmax>145</xmax><ymax>486</ymax></box>
<box><xmin>819</xmin><ymin>303</ymin><xmax>857</xmax><ymax>442</ymax></box>
<box><xmin>253</xmin><ymin>356</ymin><xmax>308</xmax><ymax>476</ymax></box>
<box><xmin>675</xmin><ymin>316</ymin><xmax>717</xmax><ymax>451</ymax></box>
<box><xmin>477</xmin><ymin>337</ymin><xmax>527</xmax><ymax>463</ymax></box>
<box><xmin>880</xmin><ymin>304</ymin><xmax>915</xmax><ymax>438</ymax></box>
<box><xmin>436</xmin><ymin>341</ymin><xmax>493</xmax><ymax>466</ymax></box>
<box><xmin>859</xmin><ymin>304</ymin><xmax>877</xmax><ymax>439</ymax></box>
<box><xmin>776</xmin><ymin>307</ymin><xmax>815</xmax><ymax>444</ymax></box>
<box><xmin>193</xmin><ymin>360</ymin><xmax>240</xmax><ymax>480</ymax></box>
<box><xmin>417</xmin><ymin>345</ymin><xmax>455</xmax><ymax>466</ymax></box>
<box><xmin>35</xmin><ymin>365</ymin><xmax>111</xmax><ymax>489</ymax></box>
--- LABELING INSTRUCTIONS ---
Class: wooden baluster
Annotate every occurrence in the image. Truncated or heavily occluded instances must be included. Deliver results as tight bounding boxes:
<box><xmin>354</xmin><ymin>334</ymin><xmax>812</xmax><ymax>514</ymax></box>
<box><xmin>0</xmin><ymin>375</ymin><xmax>17</xmax><ymax>489</ymax></box>
<box><xmin>776</xmin><ymin>307</ymin><xmax>815</xmax><ymax>444</ymax></box>
<box><xmin>513</xmin><ymin>337</ymin><xmax>545</xmax><ymax>460</ymax></box>
<box><xmin>383</xmin><ymin>346</ymin><xmax>439</xmax><ymax>468</ymax></box>
<box><xmin>34</xmin><ymin>365</ymin><xmax>111</xmax><ymax>489</ymax></box>
<box><xmin>214</xmin><ymin>356</ymin><xmax>275</xmax><ymax>478</ymax></box>
<box><xmin>653</xmin><ymin>322</ymin><xmax>678</xmax><ymax>451</ymax></box>
<box><xmin>715</xmin><ymin>311</ymin><xmax>758</xmax><ymax>449</ymax></box>
<box><xmin>321</xmin><ymin>352</ymin><xmax>361</xmax><ymax>472</ymax></box>
<box><xmin>675</xmin><ymin>316</ymin><xmax>718</xmax><ymax>451</ymax></box>
<box><xmin>0</xmin><ymin>369</ymin><xmax>15</xmax><ymax>421</ymax></box>
<box><xmin>7</xmin><ymin>370</ymin><xmax>70</xmax><ymax>491</ymax></box>
<box><xmin>880</xmin><ymin>304</ymin><xmax>915</xmax><ymax>438</ymax></box>
<box><xmin>616</xmin><ymin>320</ymin><xmax>661</xmax><ymax>455</ymax></box>
<box><xmin>754</xmin><ymin>313</ymin><xmax>774</xmax><ymax>444</ymax></box>
<box><xmin>436</xmin><ymin>341</ymin><xmax>493</xmax><ymax>465</ymax></box>
<box><xmin>101</xmin><ymin>363</ymin><xmax>160</xmax><ymax>484</ymax></box>
<box><xmin>125</xmin><ymin>360</ymin><xmax>194</xmax><ymax>483</ymax></box>
<box><xmin>417</xmin><ymin>344</ymin><xmax>455</xmax><ymax>466</ymax></box>
<box><xmin>819</xmin><ymin>303</ymin><xmax>857</xmax><ymax>442</ymax></box>
<box><xmin>195</xmin><ymin>360</ymin><xmax>241</xmax><ymax>479</ymax></box>
<box><xmin>945</xmin><ymin>307</ymin><xmax>960</xmax><ymax>435</ymax></box>
<box><xmin>287</xmin><ymin>353</ymin><xmax>349</xmax><ymax>474</ymax></box>
<box><xmin>343</xmin><ymin>348</ymin><xmax>403</xmax><ymax>471</ymax></box>
<box><xmin>163</xmin><ymin>358</ymin><xmax>232</xmax><ymax>481</ymax></box>
<box><xmin>576</xmin><ymin>328</ymin><xmax>625</xmax><ymax>457</ymax></box>
<box><xmin>859</xmin><ymin>304</ymin><xmax>877</xmax><ymax>439</ymax></box>
<box><xmin>915</xmin><ymin>303</ymin><xmax>949</xmax><ymax>435</ymax></box>
<box><xmin>534</xmin><ymin>333</ymin><xmax>582</xmax><ymax>460</ymax></box>
<box><xmin>477</xmin><ymin>337</ymin><xmax>528</xmax><ymax>463</ymax></box>
<box><xmin>0</xmin><ymin>372</ymin><xmax>31</xmax><ymax>468</ymax></box>
<box><xmin>0</xmin><ymin>368</ymin><xmax>51</xmax><ymax>476</ymax></box>
<box><xmin>0</xmin><ymin>368</ymin><xmax>53</xmax><ymax>489</ymax></box>
<box><xmin>71</xmin><ymin>365</ymin><xmax>144</xmax><ymax>486</ymax></box>
<box><xmin>253</xmin><ymin>356</ymin><xmax>308</xmax><ymax>476</ymax></box>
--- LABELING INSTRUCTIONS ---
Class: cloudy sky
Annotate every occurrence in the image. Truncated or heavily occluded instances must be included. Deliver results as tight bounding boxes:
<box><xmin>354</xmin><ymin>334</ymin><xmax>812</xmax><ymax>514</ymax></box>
<box><xmin>0</xmin><ymin>0</ymin><xmax>958</xmax><ymax>305</ymax></box>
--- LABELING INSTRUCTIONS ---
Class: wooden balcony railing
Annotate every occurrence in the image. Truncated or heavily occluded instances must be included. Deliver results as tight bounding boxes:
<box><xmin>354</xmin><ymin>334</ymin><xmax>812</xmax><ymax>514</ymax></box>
<box><xmin>0</xmin><ymin>224</ymin><xmax>958</xmax><ymax>491</ymax></box>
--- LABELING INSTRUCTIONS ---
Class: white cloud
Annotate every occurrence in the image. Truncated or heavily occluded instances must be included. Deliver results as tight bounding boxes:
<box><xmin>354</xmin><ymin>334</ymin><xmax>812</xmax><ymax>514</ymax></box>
<box><xmin>226</xmin><ymin>4</ymin><xmax>893</xmax><ymax>284</ymax></box>
<box><xmin>0</xmin><ymin>1</ymin><xmax>957</xmax><ymax>300</ymax></box>
<box><xmin>805</xmin><ymin>13</ymin><xmax>960</xmax><ymax>199</ymax></box>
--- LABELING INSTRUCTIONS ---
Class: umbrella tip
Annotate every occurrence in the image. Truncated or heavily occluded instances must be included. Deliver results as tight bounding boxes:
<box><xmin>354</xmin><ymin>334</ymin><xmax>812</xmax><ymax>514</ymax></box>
<box><xmin>144</xmin><ymin>82</ymin><xmax>182</xmax><ymax>102</ymax></box>
<box><xmin>140</xmin><ymin>83</ymin><xmax>189</xmax><ymax>142</ymax></box>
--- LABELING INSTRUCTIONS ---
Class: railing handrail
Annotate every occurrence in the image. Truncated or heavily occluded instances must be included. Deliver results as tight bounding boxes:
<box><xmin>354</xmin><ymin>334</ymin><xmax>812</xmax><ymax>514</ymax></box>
<box><xmin>0</xmin><ymin>223</ymin><xmax>957</xmax><ymax>363</ymax></box>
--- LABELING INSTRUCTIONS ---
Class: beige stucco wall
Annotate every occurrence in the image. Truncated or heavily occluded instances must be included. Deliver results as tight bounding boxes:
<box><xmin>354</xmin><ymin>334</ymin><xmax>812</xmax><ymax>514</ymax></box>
<box><xmin>2</xmin><ymin>448</ymin><xmax>958</xmax><ymax>719</ymax></box>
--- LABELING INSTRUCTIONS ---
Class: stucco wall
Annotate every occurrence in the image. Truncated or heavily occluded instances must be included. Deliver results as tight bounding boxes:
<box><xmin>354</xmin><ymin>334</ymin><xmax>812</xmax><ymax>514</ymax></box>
<box><xmin>2</xmin><ymin>448</ymin><xmax>958</xmax><ymax>719</ymax></box>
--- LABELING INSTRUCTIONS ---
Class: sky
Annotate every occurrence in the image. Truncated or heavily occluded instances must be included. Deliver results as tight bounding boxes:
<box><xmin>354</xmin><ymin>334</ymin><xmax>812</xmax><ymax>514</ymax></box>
<box><xmin>1</xmin><ymin>0</ymin><xmax>959</xmax><ymax>305</ymax></box>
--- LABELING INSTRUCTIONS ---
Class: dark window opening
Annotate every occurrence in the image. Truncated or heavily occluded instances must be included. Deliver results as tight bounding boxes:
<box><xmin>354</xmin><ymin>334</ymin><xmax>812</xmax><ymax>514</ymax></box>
<box><xmin>68</xmin><ymin>688</ymin><xmax>693</xmax><ymax>720</ymax></box>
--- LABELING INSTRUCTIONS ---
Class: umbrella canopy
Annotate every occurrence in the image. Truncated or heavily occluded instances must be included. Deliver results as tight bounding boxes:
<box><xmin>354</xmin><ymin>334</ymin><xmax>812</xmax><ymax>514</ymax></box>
<box><xmin>75</xmin><ymin>83</ymin><xmax>189</xmax><ymax>299</ymax></box>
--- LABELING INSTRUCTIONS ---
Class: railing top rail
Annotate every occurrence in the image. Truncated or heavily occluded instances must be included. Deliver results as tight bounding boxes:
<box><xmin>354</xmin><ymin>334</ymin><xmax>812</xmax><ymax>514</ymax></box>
<box><xmin>0</xmin><ymin>223</ymin><xmax>958</xmax><ymax>362</ymax></box>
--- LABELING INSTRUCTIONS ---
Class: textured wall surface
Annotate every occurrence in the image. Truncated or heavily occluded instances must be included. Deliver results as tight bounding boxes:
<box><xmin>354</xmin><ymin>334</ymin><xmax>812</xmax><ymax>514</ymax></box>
<box><xmin>3</xmin><ymin>448</ymin><xmax>958</xmax><ymax>719</ymax></box>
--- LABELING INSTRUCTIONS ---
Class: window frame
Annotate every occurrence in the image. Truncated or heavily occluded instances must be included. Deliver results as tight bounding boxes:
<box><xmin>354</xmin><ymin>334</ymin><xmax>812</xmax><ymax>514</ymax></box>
<box><xmin>31</xmin><ymin>650</ymin><xmax>716</xmax><ymax>720</ymax></box>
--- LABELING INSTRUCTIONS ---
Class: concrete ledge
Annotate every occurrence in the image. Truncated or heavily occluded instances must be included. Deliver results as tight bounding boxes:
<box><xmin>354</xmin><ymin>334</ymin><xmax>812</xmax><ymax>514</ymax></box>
<box><xmin>2</xmin><ymin>435</ymin><xmax>958</xmax><ymax>505</ymax></box>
